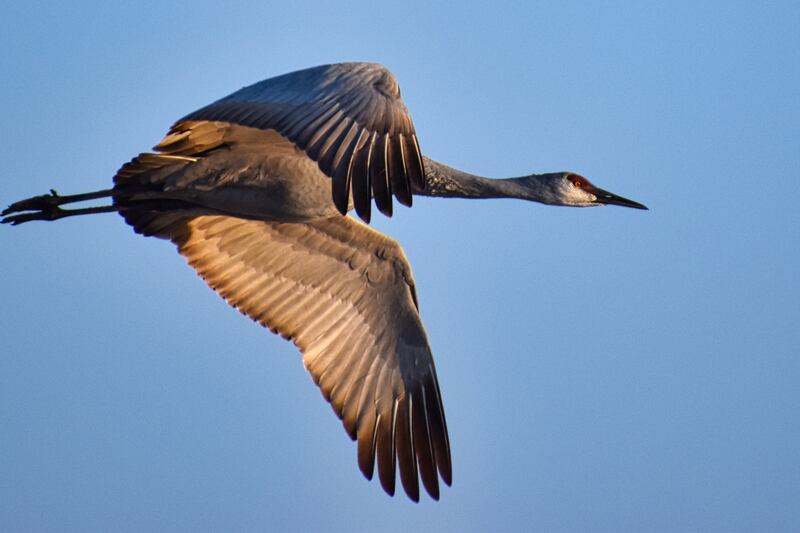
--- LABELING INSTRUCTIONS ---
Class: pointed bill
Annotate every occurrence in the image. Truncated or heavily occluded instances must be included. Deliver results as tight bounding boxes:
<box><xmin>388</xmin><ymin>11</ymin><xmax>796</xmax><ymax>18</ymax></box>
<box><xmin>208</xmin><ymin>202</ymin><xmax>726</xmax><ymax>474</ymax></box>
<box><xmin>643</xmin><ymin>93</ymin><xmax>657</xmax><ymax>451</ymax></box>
<box><xmin>589</xmin><ymin>186</ymin><xmax>648</xmax><ymax>210</ymax></box>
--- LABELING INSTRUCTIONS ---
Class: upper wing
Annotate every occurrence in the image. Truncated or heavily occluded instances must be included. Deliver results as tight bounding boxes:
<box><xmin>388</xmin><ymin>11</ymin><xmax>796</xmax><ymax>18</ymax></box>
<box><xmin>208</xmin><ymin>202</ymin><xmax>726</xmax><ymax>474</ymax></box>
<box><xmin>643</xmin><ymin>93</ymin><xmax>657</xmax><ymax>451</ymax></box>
<box><xmin>175</xmin><ymin>62</ymin><xmax>426</xmax><ymax>222</ymax></box>
<box><xmin>142</xmin><ymin>212</ymin><xmax>451</xmax><ymax>501</ymax></box>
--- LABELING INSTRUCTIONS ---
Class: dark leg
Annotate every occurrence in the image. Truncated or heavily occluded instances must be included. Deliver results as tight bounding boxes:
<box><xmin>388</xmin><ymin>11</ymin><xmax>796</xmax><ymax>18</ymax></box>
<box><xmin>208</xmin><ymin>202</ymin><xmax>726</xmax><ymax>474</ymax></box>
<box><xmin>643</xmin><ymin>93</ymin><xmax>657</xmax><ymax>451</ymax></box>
<box><xmin>2</xmin><ymin>188</ymin><xmax>117</xmax><ymax>225</ymax></box>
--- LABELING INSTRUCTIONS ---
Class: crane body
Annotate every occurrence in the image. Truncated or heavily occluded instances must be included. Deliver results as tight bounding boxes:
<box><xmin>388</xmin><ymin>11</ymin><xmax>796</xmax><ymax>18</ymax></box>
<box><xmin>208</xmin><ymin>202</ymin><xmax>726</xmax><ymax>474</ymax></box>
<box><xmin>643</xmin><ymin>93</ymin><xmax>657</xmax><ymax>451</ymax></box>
<box><xmin>3</xmin><ymin>62</ymin><xmax>646</xmax><ymax>502</ymax></box>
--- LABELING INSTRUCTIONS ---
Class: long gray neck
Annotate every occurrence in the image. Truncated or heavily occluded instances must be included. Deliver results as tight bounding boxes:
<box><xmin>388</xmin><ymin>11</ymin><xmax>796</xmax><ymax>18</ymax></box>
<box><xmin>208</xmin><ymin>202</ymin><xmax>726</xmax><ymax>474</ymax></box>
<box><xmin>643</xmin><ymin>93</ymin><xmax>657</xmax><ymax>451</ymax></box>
<box><xmin>417</xmin><ymin>156</ymin><xmax>551</xmax><ymax>201</ymax></box>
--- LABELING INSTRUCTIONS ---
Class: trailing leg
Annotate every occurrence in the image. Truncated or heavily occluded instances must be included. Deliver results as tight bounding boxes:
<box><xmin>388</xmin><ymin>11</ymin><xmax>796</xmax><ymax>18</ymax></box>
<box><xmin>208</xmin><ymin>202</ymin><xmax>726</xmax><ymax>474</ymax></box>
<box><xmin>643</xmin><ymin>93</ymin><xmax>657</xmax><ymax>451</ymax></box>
<box><xmin>1</xmin><ymin>188</ymin><xmax>116</xmax><ymax>225</ymax></box>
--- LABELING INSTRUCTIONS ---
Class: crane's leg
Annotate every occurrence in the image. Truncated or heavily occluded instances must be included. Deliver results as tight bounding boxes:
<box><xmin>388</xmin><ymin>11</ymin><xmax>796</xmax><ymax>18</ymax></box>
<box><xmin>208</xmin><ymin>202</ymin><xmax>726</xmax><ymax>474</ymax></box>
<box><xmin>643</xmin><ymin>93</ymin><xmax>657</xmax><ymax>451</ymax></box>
<box><xmin>1</xmin><ymin>188</ymin><xmax>117</xmax><ymax>225</ymax></box>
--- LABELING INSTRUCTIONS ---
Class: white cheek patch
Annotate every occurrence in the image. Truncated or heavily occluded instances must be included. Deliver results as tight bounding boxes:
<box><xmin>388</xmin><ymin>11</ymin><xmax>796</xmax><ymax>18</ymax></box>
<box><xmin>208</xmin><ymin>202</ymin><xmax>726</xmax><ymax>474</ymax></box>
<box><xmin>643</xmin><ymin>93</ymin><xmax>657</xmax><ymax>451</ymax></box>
<box><xmin>567</xmin><ymin>187</ymin><xmax>596</xmax><ymax>206</ymax></box>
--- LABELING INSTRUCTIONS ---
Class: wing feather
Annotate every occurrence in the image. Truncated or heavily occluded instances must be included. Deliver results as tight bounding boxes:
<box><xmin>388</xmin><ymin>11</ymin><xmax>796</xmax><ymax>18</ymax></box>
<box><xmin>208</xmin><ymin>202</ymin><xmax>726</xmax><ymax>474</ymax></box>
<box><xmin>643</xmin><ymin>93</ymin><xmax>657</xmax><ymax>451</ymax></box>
<box><xmin>389</xmin><ymin>134</ymin><xmax>412</xmax><ymax>206</ymax></box>
<box><xmin>349</xmin><ymin>129</ymin><xmax>373</xmax><ymax>222</ymax></box>
<box><xmin>395</xmin><ymin>396</ymin><xmax>420</xmax><ymax>501</ymax></box>
<box><xmin>357</xmin><ymin>407</ymin><xmax>379</xmax><ymax>480</ymax></box>
<box><xmin>413</xmin><ymin>387</ymin><xmax>440</xmax><ymax>499</ymax></box>
<box><xmin>370</xmin><ymin>133</ymin><xmax>392</xmax><ymax>216</ymax></box>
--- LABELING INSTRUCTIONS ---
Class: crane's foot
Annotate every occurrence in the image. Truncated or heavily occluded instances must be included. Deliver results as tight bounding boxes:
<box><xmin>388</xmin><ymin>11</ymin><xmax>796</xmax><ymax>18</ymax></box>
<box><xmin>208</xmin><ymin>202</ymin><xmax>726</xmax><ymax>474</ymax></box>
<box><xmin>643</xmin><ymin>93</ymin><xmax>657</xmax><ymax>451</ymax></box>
<box><xmin>2</xmin><ymin>190</ymin><xmax>66</xmax><ymax>225</ymax></box>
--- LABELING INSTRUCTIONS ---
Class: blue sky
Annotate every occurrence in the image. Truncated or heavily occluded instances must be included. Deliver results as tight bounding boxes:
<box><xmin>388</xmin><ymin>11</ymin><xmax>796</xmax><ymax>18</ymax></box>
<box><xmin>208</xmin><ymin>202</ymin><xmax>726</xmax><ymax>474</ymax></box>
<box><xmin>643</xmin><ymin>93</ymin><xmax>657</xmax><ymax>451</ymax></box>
<box><xmin>1</xmin><ymin>1</ymin><xmax>798</xmax><ymax>531</ymax></box>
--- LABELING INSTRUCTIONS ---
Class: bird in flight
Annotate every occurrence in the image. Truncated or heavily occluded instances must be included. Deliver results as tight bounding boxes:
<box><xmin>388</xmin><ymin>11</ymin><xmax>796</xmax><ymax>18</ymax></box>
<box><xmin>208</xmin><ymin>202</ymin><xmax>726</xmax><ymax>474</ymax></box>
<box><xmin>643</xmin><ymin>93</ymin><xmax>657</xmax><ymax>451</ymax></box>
<box><xmin>2</xmin><ymin>62</ymin><xmax>647</xmax><ymax>501</ymax></box>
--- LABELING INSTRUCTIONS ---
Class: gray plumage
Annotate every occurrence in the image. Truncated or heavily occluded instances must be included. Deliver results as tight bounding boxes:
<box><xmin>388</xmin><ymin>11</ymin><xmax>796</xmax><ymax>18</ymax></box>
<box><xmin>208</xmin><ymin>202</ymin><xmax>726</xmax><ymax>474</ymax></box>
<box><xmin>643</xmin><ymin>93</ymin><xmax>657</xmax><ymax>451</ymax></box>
<box><xmin>182</xmin><ymin>62</ymin><xmax>425</xmax><ymax>221</ymax></box>
<box><xmin>2</xmin><ymin>62</ymin><xmax>647</xmax><ymax>503</ymax></box>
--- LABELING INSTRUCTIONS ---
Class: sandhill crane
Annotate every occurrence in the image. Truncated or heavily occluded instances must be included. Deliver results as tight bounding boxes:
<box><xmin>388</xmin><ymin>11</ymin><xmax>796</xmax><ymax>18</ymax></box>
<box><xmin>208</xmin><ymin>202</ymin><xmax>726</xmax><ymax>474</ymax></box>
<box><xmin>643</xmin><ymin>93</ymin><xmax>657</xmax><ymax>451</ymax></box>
<box><xmin>2</xmin><ymin>62</ymin><xmax>647</xmax><ymax>502</ymax></box>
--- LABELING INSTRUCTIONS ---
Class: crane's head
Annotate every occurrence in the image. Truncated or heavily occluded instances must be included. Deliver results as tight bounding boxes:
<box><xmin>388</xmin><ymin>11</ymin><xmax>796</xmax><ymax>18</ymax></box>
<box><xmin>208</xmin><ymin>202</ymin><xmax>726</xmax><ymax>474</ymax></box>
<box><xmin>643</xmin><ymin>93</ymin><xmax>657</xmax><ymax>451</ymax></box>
<box><xmin>518</xmin><ymin>172</ymin><xmax>648</xmax><ymax>209</ymax></box>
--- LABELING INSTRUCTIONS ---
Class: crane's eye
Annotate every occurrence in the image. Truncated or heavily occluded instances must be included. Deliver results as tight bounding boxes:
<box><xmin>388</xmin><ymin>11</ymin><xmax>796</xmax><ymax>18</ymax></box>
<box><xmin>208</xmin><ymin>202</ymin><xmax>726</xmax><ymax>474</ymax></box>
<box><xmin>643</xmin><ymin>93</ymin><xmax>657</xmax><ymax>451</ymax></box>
<box><xmin>568</xmin><ymin>174</ymin><xmax>587</xmax><ymax>189</ymax></box>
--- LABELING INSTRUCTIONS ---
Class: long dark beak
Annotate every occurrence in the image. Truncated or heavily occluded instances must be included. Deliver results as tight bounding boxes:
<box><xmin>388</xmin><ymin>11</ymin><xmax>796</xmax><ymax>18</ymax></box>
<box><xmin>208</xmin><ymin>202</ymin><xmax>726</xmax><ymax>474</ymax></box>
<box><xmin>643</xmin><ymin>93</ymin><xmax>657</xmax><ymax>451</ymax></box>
<box><xmin>589</xmin><ymin>186</ymin><xmax>648</xmax><ymax>210</ymax></box>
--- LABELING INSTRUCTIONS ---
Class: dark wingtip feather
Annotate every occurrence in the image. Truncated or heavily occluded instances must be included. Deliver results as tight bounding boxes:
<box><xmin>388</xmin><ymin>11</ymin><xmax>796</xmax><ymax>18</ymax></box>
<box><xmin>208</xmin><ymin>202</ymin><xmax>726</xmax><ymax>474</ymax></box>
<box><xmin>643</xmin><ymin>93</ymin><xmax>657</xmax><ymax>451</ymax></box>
<box><xmin>395</xmin><ymin>398</ymin><xmax>420</xmax><ymax>502</ymax></box>
<box><xmin>357</xmin><ymin>416</ymin><xmax>378</xmax><ymax>481</ymax></box>
<box><xmin>412</xmin><ymin>389</ymin><xmax>440</xmax><ymax>500</ymax></box>
<box><xmin>423</xmin><ymin>376</ymin><xmax>452</xmax><ymax>487</ymax></box>
<box><xmin>354</xmin><ymin>198</ymin><xmax>371</xmax><ymax>224</ymax></box>
<box><xmin>376</xmin><ymin>409</ymin><xmax>398</xmax><ymax>497</ymax></box>
<box><xmin>330</xmin><ymin>155</ymin><xmax>351</xmax><ymax>215</ymax></box>
<box><xmin>388</xmin><ymin>135</ymin><xmax>412</xmax><ymax>207</ymax></box>
<box><xmin>371</xmin><ymin>134</ymin><xmax>393</xmax><ymax>216</ymax></box>
<box><xmin>350</xmin><ymin>130</ymin><xmax>373</xmax><ymax>223</ymax></box>
<box><xmin>405</xmin><ymin>134</ymin><xmax>425</xmax><ymax>191</ymax></box>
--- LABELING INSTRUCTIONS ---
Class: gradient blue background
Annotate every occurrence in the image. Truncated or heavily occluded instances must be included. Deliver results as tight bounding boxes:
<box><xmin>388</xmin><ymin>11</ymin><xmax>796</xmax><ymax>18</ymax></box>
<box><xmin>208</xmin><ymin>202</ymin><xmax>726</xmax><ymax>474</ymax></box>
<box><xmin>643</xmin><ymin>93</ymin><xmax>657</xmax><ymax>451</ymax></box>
<box><xmin>2</xmin><ymin>2</ymin><xmax>798</xmax><ymax>531</ymax></box>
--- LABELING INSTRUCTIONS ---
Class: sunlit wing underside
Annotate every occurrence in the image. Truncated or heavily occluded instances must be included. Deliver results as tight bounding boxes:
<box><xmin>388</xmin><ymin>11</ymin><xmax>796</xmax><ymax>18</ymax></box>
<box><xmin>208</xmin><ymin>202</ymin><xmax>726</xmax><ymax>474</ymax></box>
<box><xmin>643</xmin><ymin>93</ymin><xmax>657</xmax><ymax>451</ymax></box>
<box><xmin>124</xmin><ymin>212</ymin><xmax>452</xmax><ymax>500</ymax></box>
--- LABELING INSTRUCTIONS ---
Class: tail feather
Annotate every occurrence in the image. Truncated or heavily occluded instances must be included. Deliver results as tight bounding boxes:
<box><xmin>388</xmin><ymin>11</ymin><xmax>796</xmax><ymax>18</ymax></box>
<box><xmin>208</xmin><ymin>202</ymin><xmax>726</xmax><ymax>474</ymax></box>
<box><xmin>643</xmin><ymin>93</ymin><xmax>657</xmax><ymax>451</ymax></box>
<box><xmin>113</xmin><ymin>152</ymin><xmax>198</xmax><ymax>238</ymax></box>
